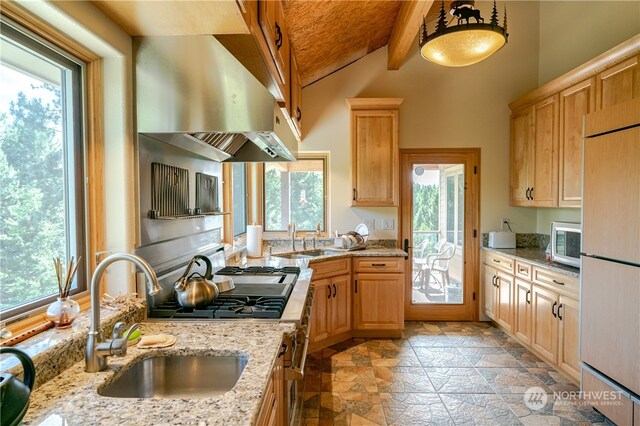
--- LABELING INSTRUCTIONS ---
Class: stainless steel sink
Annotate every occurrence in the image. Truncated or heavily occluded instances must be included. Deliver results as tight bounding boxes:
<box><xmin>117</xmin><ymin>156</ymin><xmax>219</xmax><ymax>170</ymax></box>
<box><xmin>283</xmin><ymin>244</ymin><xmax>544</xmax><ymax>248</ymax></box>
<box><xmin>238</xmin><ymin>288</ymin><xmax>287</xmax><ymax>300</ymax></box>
<box><xmin>98</xmin><ymin>355</ymin><xmax>247</xmax><ymax>398</ymax></box>
<box><xmin>273</xmin><ymin>249</ymin><xmax>340</xmax><ymax>259</ymax></box>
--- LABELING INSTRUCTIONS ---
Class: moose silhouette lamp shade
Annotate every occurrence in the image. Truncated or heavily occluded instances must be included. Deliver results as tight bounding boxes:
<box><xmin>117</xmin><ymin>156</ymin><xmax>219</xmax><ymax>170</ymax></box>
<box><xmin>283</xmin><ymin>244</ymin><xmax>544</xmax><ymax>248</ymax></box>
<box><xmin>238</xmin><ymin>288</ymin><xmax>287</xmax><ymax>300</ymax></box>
<box><xmin>420</xmin><ymin>0</ymin><xmax>508</xmax><ymax>67</ymax></box>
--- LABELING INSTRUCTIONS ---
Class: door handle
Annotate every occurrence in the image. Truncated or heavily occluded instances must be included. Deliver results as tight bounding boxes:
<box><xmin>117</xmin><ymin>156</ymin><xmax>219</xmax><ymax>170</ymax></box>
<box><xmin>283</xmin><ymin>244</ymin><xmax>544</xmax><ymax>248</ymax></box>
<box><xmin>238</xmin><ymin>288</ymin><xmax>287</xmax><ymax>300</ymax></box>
<box><xmin>558</xmin><ymin>303</ymin><xmax>563</xmax><ymax>320</ymax></box>
<box><xmin>552</xmin><ymin>301</ymin><xmax>558</xmax><ymax>318</ymax></box>
<box><xmin>327</xmin><ymin>285</ymin><xmax>331</xmax><ymax>299</ymax></box>
<box><xmin>332</xmin><ymin>283</ymin><xmax>337</xmax><ymax>298</ymax></box>
<box><xmin>526</xmin><ymin>289</ymin><xmax>531</xmax><ymax>304</ymax></box>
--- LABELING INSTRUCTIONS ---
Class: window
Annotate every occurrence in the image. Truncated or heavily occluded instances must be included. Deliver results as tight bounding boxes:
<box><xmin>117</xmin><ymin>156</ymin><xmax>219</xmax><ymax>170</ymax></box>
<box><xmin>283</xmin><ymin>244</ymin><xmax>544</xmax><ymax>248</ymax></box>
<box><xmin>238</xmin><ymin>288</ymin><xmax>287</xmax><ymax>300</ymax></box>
<box><xmin>0</xmin><ymin>19</ymin><xmax>87</xmax><ymax>319</ymax></box>
<box><xmin>232</xmin><ymin>163</ymin><xmax>247</xmax><ymax>237</ymax></box>
<box><xmin>263</xmin><ymin>157</ymin><xmax>326</xmax><ymax>232</ymax></box>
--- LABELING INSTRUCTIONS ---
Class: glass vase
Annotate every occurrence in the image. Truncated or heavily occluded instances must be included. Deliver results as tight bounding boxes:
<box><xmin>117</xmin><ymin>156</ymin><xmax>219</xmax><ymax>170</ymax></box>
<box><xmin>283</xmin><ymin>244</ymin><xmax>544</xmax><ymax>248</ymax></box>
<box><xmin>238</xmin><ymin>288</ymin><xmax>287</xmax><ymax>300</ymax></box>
<box><xmin>46</xmin><ymin>297</ymin><xmax>80</xmax><ymax>329</ymax></box>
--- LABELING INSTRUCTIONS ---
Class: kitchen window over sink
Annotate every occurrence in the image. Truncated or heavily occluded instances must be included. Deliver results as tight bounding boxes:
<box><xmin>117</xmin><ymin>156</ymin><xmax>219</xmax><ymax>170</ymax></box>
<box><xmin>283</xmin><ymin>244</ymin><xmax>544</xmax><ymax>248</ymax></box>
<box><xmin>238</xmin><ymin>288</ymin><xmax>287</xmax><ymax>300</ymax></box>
<box><xmin>263</xmin><ymin>156</ymin><xmax>327</xmax><ymax>232</ymax></box>
<box><xmin>0</xmin><ymin>18</ymin><xmax>88</xmax><ymax>319</ymax></box>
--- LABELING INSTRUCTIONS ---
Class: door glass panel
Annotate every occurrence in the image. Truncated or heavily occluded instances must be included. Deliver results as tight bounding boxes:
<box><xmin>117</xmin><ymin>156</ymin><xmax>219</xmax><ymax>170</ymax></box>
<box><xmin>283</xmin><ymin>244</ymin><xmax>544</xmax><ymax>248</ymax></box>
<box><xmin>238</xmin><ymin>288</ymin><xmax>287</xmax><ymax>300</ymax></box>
<box><xmin>411</xmin><ymin>164</ymin><xmax>464</xmax><ymax>304</ymax></box>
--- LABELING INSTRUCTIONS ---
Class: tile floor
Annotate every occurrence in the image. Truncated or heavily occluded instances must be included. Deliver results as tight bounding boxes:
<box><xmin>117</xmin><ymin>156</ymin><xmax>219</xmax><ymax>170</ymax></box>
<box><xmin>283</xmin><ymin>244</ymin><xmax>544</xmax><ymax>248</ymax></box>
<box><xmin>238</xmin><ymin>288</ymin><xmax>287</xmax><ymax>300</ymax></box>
<box><xmin>300</xmin><ymin>321</ymin><xmax>611</xmax><ymax>425</ymax></box>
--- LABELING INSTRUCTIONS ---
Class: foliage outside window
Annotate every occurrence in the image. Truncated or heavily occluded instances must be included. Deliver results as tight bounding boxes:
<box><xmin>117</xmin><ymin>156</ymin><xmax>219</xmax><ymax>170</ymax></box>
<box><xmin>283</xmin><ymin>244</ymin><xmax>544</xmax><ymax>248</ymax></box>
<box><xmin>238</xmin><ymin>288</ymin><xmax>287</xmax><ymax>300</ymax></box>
<box><xmin>264</xmin><ymin>157</ymin><xmax>326</xmax><ymax>232</ymax></box>
<box><xmin>445</xmin><ymin>168</ymin><xmax>464</xmax><ymax>247</ymax></box>
<box><xmin>0</xmin><ymin>19</ymin><xmax>87</xmax><ymax>318</ymax></box>
<box><xmin>232</xmin><ymin>163</ymin><xmax>247</xmax><ymax>237</ymax></box>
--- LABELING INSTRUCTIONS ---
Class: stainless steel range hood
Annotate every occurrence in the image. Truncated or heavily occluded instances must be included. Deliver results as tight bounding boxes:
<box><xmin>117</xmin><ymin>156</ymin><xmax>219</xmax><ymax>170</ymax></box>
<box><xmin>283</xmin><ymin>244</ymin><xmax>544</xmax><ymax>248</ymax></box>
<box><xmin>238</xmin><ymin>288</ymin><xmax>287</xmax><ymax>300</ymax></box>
<box><xmin>134</xmin><ymin>35</ymin><xmax>297</xmax><ymax>162</ymax></box>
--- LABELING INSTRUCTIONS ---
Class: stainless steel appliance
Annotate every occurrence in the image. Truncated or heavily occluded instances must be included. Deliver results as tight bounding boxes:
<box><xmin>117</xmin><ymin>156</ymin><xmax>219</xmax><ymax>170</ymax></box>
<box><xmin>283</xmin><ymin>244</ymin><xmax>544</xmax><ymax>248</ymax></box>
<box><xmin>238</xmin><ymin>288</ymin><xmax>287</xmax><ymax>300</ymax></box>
<box><xmin>551</xmin><ymin>221</ymin><xmax>581</xmax><ymax>268</ymax></box>
<box><xmin>580</xmin><ymin>100</ymin><xmax>640</xmax><ymax>425</ymax></box>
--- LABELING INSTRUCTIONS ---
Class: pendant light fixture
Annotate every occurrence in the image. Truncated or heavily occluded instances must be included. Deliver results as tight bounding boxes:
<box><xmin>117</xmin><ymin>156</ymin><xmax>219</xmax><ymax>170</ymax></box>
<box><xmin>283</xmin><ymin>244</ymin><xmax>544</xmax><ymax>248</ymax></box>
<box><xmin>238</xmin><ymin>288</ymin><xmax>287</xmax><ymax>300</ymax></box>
<box><xmin>419</xmin><ymin>0</ymin><xmax>508</xmax><ymax>67</ymax></box>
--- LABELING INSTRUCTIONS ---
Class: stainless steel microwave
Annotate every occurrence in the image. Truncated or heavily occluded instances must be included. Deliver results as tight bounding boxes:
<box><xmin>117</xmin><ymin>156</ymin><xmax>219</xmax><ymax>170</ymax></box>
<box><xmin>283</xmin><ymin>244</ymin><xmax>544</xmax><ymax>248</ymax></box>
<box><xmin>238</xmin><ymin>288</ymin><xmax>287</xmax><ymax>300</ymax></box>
<box><xmin>551</xmin><ymin>222</ymin><xmax>581</xmax><ymax>268</ymax></box>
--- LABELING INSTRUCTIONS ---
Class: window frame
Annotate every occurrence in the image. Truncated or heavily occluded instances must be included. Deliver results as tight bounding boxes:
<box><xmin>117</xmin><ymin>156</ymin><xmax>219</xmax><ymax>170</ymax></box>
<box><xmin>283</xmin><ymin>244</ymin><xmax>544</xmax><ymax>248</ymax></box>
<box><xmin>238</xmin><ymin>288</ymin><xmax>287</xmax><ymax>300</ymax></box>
<box><xmin>0</xmin><ymin>4</ymin><xmax>103</xmax><ymax>332</ymax></box>
<box><xmin>262</xmin><ymin>154</ymin><xmax>328</xmax><ymax>234</ymax></box>
<box><xmin>444</xmin><ymin>166</ymin><xmax>464</xmax><ymax>249</ymax></box>
<box><xmin>231</xmin><ymin>162</ymin><xmax>248</xmax><ymax>237</ymax></box>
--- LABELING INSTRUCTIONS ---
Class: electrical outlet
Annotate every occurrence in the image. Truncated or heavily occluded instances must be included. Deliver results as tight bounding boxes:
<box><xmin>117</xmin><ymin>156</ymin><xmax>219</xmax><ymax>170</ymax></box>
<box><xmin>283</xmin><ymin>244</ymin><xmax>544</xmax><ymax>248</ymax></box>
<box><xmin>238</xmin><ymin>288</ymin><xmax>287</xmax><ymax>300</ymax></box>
<box><xmin>364</xmin><ymin>218</ymin><xmax>375</xmax><ymax>230</ymax></box>
<box><xmin>382</xmin><ymin>219</ymin><xmax>395</xmax><ymax>230</ymax></box>
<box><xmin>501</xmin><ymin>218</ymin><xmax>510</xmax><ymax>231</ymax></box>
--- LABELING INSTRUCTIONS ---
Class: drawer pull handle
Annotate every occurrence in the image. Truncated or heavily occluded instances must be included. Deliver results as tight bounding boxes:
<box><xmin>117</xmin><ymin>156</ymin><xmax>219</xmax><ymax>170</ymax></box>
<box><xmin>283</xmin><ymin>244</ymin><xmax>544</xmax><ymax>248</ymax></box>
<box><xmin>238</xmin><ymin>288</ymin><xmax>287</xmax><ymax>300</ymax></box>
<box><xmin>493</xmin><ymin>259</ymin><xmax>501</xmax><ymax>264</ymax></box>
<box><xmin>552</xmin><ymin>279</ymin><xmax>565</xmax><ymax>286</ymax></box>
<box><xmin>371</xmin><ymin>263</ymin><xmax>386</xmax><ymax>267</ymax></box>
<box><xmin>519</xmin><ymin>267</ymin><xmax>526</xmax><ymax>272</ymax></box>
<box><xmin>552</xmin><ymin>301</ymin><xmax>558</xmax><ymax>318</ymax></box>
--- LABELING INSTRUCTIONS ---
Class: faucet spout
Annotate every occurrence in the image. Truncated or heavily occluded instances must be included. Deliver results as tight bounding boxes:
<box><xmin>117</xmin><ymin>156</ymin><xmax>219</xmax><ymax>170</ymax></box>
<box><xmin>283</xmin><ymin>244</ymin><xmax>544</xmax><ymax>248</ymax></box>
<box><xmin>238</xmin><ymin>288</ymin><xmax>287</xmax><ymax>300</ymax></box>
<box><xmin>85</xmin><ymin>253</ymin><xmax>160</xmax><ymax>373</ymax></box>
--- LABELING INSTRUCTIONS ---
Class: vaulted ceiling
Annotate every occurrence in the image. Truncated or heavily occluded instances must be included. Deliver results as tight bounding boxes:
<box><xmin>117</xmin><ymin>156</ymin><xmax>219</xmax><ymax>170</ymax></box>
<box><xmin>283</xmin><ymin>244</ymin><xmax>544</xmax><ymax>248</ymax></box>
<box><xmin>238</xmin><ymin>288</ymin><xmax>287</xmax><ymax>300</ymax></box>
<box><xmin>284</xmin><ymin>0</ymin><xmax>446</xmax><ymax>87</ymax></box>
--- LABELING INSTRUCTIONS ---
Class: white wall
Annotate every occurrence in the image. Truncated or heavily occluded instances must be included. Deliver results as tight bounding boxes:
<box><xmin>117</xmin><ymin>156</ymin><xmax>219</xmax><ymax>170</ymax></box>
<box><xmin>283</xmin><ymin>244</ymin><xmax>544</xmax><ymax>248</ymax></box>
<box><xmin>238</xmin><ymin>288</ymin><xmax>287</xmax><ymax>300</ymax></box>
<box><xmin>300</xmin><ymin>1</ymin><xmax>541</xmax><ymax>239</ymax></box>
<box><xmin>17</xmin><ymin>0</ymin><xmax>136</xmax><ymax>295</ymax></box>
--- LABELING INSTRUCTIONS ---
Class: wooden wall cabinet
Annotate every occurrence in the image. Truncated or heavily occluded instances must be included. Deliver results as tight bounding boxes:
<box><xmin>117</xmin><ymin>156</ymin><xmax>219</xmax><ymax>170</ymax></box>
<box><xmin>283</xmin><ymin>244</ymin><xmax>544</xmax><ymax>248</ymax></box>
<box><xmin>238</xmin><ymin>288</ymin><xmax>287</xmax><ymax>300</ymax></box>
<box><xmin>510</xmin><ymin>95</ymin><xmax>559</xmax><ymax>207</ymax></box>
<box><xmin>509</xmin><ymin>36</ymin><xmax>640</xmax><ymax>208</ymax></box>
<box><xmin>346</xmin><ymin>98</ymin><xmax>403</xmax><ymax>207</ymax></box>
<box><xmin>289</xmin><ymin>52</ymin><xmax>302</xmax><ymax>138</ymax></box>
<box><xmin>259</xmin><ymin>0</ymin><xmax>290</xmax><ymax>105</ymax></box>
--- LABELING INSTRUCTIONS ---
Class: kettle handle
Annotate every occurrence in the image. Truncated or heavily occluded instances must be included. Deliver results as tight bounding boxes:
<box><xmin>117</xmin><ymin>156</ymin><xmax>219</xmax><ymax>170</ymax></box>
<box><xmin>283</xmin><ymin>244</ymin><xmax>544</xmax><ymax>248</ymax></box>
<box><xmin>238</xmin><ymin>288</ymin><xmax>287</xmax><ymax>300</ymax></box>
<box><xmin>0</xmin><ymin>347</ymin><xmax>36</xmax><ymax>390</ymax></box>
<box><xmin>193</xmin><ymin>255</ymin><xmax>213</xmax><ymax>279</ymax></box>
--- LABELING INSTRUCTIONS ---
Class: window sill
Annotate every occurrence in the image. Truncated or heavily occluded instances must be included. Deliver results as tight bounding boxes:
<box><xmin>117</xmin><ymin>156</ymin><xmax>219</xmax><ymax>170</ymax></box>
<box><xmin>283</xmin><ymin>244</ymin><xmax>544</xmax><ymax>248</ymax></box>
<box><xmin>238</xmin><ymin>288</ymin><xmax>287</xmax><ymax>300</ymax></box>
<box><xmin>0</xmin><ymin>297</ymin><xmax>146</xmax><ymax>389</ymax></box>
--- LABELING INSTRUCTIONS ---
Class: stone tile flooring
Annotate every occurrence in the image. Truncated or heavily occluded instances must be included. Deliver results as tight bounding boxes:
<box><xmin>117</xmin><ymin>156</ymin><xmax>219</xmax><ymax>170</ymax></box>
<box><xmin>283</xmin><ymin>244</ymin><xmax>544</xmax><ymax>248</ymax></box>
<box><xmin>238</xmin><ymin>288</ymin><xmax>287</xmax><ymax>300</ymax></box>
<box><xmin>300</xmin><ymin>322</ymin><xmax>612</xmax><ymax>425</ymax></box>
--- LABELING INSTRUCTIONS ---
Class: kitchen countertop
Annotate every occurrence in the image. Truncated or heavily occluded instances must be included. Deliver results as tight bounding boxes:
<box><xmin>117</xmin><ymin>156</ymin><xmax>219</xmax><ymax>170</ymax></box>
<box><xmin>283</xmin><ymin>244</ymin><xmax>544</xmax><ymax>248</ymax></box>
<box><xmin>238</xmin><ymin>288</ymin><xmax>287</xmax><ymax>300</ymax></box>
<box><xmin>20</xmin><ymin>247</ymin><xmax>405</xmax><ymax>425</ymax></box>
<box><xmin>482</xmin><ymin>246</ymin><xmax>580</xmax><ymax>278</ymax></box>
<box><xmin>22</xmin><ymin>321</ymin><xmax>295</xmax><ymax>426</ymax></box>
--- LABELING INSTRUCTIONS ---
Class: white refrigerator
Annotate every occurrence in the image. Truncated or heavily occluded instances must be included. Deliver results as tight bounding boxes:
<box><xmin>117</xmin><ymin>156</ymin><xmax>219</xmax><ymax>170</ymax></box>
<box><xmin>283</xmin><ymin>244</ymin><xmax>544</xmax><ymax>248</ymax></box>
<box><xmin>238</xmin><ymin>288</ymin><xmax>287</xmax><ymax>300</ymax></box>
<box><xmin>580</xmin><ymin>98</ymin><xmax>640</xmax><ymax>425</ymax></box>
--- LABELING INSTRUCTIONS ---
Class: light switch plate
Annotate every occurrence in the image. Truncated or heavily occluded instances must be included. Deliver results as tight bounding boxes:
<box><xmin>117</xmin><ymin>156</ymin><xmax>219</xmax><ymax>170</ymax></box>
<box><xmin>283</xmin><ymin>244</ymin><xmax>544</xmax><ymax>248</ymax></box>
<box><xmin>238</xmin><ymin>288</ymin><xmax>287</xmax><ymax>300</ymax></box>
<box><xmin>382</xmin><ymin>219</ymin><xmax>395</xmax><ymax>230</ymax></box>
<box><xmin>364</xmin><ymin>218</ymin><xmax>375</xmax><ymax>230</ymax></box>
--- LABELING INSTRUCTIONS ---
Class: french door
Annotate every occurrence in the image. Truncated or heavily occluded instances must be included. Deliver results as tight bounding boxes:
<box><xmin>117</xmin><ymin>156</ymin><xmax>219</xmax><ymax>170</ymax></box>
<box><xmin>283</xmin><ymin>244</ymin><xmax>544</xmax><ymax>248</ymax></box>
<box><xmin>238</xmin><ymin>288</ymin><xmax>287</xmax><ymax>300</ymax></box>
<box><xmin>400</xmin><ymin>149</ymin><xmax>480</xmax><ymax>321</ymax></box>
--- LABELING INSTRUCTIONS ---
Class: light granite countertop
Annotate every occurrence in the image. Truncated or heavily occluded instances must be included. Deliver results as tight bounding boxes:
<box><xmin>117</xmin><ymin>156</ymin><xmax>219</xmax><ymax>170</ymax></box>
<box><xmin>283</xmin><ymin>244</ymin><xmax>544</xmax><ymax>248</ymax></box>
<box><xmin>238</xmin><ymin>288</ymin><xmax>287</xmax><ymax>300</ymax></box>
<box><xmin>482</xmin><ymin>246</ymin><xmax>580</xmax><ymax>278</ymax></box>
<box><xmin>22</xmin><ymin>321</ymin><xmax>295</xmax><ymax>426</ymax></box>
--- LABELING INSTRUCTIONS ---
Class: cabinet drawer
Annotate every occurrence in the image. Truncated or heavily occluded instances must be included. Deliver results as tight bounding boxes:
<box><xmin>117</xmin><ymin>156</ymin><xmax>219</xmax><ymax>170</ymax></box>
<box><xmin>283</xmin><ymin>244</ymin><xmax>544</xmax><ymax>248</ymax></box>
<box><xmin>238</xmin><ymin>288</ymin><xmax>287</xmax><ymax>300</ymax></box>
<box><xmin>483</xmin><ymin>252</ymin><xmax>514</xmax><ymax>274</ymax></box>
<box><xmin>515</xmin><ymin>261</ymin><xmax>532</xmax><ymax>280</ymax></box>
<box><xmin>582</xmin><ymin>368</ymin><xmax>634</xmax><ymax>426</ymax></box>
<box><xmin>310</xmin><ymin>258</ymin><xmax>351</xmax><ymax>280</ymax></box>
<box><xmin>353</xmin><ymin>257</ymin><xmax>404</xmax><ymax>273</ymax></box>
<box><xmin>532</xmin><ymin>266</ymin><xmax>578</xmax><ymax>296</ymax></box>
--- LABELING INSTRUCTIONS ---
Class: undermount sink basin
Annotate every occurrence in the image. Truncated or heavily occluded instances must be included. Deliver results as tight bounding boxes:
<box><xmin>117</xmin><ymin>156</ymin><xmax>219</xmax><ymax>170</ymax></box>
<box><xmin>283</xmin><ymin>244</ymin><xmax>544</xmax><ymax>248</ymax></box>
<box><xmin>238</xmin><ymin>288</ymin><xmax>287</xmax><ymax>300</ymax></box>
<box><xmin>98</xmin><ymin>355</ymin><xmax>247</xmax><ymax>398</ymax></box>
<box><xmin>273</xmin><ymin>249</ymin><xmax>340</xmax><ymax>259</ymax></box>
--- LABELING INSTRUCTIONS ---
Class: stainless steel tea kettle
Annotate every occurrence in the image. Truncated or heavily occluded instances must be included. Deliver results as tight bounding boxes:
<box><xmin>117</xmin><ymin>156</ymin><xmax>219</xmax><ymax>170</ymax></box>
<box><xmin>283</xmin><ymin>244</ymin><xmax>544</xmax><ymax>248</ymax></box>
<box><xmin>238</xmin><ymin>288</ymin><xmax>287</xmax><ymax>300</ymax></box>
<box><xmin>174</xmin><ymin>255</ymin><xmax>219</xmax><ymax>308</ymax></box>
<box><xmin>0</xmin><ymin>347</ymin><xmax>36</xmax><ymax>426</ymax></box>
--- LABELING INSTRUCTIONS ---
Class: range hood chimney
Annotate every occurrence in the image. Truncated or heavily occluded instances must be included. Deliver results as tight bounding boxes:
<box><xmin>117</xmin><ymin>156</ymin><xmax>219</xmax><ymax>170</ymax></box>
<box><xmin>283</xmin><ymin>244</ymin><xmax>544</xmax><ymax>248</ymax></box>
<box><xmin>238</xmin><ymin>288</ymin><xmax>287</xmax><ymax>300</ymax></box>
<box><xmin>134</xmin><ymin>35</ymin><xmax>297</xmax><ymax>162</ymax></box>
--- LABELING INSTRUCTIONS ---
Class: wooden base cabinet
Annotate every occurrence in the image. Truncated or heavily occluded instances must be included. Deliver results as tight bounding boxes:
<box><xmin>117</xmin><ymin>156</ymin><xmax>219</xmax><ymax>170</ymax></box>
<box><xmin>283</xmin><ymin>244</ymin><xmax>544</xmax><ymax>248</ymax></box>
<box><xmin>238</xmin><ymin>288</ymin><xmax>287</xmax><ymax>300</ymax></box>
<box><xmin>256</xmin><ymin>348</ymin><xmax>285</xmax><ymax>426</ymax></box>
<box><xmin>495</xmin><ymin>271</ymin><xmax>514</xmax><ymax>333</ymax></box>
<box><xmin>309</xmin><ymin>275</ymin><xmax>351</xmax><ymax>344</ymax></box>
<box><xmin>557</xmin><ymin>296</ymin><xmax>580</xmax><ymax>381</ymax></box>
<box><xmin>514</xmin><ymin>278</ymin><xmax>532</xmax><ymax>346</ymax></box>
<box><xmin>483</xmin><ymin>264</ymin><xmax>497</xmax><ymax>320</ymax></box>
<box><xmin>353</xmin><ymin>273</ymin><xmax>403</xmax><ymax>330</ymax></box>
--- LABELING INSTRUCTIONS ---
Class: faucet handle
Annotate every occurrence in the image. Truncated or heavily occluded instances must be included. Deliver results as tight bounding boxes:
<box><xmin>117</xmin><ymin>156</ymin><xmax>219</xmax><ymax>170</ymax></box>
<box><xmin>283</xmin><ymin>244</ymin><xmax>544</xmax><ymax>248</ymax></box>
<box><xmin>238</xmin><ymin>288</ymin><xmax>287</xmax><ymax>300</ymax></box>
<box><xmin>115</xmin><ymin>323</ymin><xmax>140</xmax><ymax>357</ymax></box>
<box><xmin>112</xmin><ymin>322</ymin><xmax>128</xmax><ymax>339</ymax></box>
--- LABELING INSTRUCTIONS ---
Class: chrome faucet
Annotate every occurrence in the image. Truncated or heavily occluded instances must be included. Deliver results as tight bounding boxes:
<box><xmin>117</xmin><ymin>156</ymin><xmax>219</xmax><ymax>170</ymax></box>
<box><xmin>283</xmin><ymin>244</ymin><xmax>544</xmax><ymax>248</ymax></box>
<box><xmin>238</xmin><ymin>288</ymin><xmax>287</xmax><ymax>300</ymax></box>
<box><xmin>289</xmin><ymin>222</ymin><xmax>297</xmax><ymax>251</ymax></box>
<box><xmin>85</xmin><ymin>253</ymin><xmax>161</xmax><ymax>373</ymax></box>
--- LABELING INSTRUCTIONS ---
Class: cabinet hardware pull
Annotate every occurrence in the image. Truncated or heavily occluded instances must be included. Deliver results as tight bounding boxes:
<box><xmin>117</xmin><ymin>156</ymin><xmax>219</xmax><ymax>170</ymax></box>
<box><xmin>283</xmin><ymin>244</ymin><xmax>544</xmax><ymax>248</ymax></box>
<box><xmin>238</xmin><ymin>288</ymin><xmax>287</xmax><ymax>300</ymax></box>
<box><xmin>493</xmin><ymin>259</ymin><xmax>501</xmax><ymax>264</ymax></box>
<box><xmin>327</xmin><ymin>285</ymin><xmax>331</xmax><ymax>299</ymax></box>
<box><xmin>352</xmin><ymin>188</ymin><xmax>357</xmax><ymax>201</ymax></box>
<box><xmin>332</xmin><ymin>283</ymin><xmax>337</xmax><ymax>298</ymax></box>
<box><xmin>492</xmin><ymin>276</ymin><xmax>497</xmax><ymax>286</ymax></box>
<box><xmin>526</xmin><ymin>289</ymin><xmax>531</xmax><ymax>304</ymax></box>
<box><xmin>355</xmin><ymin>280</ymin><xmax>358</xmax><ymax>293</ymax></box>
<box><xmin>278</xmin><ymin>343</ymin><xmax>288</xmax><ymax>357</ymax></box>
<box><xmin>552</xmin><ymin>301</ymin><xmax>558</xmax><ymax>318</ymax></box>
<box><xmin>552</xmin><ymin>279</ymin><xmax>565</xmax><ymax>286</ymax></box>
<box><xmin>275</xmin><ymin>22</ymin><xmax>283</xmax><ymax>49</ymax></box>
<box><xmin>558</xmin><ymin>303</ymin><xmax>563</xmax><ymax>320</ymax></box>
<box><xmin>371</xmin><ymin>263</ymin><xmax>386</xmax><ymax>267</ymax></box>
<box><xmin>296</xmin><ymin>107</ymin><xmax>302</xmax><ymax>121</ymax></box>
<box><xmin>530</xmin><ymin>187</ymin><xmax>534</xmax><ymax>200</ymax></box>
<box><xmin>519</xmin><ymin>267</ymin><xmax>526</xmax><ymax>273</ymax></box>
<box><xmin>525</xmin><ymin>188</ymin><xmax>530</xmax><ymax>200</ymax></box>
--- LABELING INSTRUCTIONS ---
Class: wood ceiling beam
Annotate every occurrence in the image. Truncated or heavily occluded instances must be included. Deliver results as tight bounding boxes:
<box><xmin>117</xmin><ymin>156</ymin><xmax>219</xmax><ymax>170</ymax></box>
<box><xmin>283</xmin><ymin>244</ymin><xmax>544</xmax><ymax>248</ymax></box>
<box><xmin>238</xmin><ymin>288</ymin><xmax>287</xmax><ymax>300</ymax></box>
<box><xmin>387</xmin><ymin>0</ymin><xmax>435</xmax><ymax>70</ymax></box>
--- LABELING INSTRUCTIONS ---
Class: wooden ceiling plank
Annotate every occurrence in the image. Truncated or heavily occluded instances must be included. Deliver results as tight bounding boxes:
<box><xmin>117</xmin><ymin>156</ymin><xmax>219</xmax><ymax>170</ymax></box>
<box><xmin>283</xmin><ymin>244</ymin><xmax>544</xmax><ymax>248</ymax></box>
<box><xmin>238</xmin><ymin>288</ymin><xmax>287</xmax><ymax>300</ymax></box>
<box><xmin>387</xmin><ymin>0</ymin><xmax>435</xmax><ymax>70</ymax></box>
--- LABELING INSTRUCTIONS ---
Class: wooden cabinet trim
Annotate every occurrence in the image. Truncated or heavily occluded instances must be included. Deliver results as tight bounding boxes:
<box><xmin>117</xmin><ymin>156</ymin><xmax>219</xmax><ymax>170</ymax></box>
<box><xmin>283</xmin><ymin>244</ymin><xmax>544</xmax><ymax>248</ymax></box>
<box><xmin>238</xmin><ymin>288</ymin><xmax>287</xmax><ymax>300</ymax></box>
<box><xmin>483</xmin><ymin>252</ymin><xmax>515</xmax><ymax>274</ymax></box>
<box><xmin>515</xmin><ymin>261</ymin><xmax>532</xmax><ymax>280</ymax></box>
<box><xmin>509</xmin><ymin>35</ymin><xmax>640</xmax><ymax>111</ymax></box>
<box><xmin>310</xmin><ymin>258</ymin><xmax>352</xmax><ymax>280</ymax></box>
<box><xmin>353</xmin><ymin>257</ymin><xmax>404</xmax><ymax>273</ymax></box>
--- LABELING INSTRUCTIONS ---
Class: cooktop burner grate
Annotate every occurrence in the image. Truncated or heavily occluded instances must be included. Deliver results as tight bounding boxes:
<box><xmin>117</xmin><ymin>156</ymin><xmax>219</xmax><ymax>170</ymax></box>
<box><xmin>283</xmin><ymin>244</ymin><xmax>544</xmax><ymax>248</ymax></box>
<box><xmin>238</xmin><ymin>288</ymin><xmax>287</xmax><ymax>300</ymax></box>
<box><xmin>149</xmin><ymin>294</ymin><xmax>287</xmax><ymax>319</ymax></box>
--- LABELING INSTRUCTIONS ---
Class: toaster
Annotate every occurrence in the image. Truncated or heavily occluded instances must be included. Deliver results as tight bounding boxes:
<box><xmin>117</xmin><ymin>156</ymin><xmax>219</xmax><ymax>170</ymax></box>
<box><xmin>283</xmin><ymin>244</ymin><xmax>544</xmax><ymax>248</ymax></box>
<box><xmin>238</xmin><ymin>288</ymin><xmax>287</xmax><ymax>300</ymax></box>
<box><xmin>488</xmin><ymin>231</ymin><xmax>516</xmax><ymax>249</ymax></box>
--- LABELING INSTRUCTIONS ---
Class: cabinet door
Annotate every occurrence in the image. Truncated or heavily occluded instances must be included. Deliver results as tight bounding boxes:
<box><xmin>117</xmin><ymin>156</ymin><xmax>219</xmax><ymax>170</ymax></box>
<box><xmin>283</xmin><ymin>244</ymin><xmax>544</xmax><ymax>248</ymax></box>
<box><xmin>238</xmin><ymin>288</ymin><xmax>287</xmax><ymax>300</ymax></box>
<box><xmin>483</xmin><ymin>264</ymin><xmax>497</xmax><ymax>320</ymax></box>
<box><xmin>309</xmin><ymin>280</ymin><xmax>331</xmax><ymax>343</ymax></box>
<box><xmin>557</xmin><ymin>295</ymin><xmax>580</xmax><ymax>382</ymax></box>
<box><xmin>495</xmin><ymin>271</ymin><xmax>514</xmax><ymax>333</ymax></box>
<box><xmin>351</xmin><ymin>110</ymin><xmax>399</xmax><ymax>206</ymax></box>
<box><xmin>514</xmin><ymin>278</ymin><xmax>532</xmax><ymax>346</ymax></box>
<box><xmin>289</xmin><ymin>51</ymin><xmax>302</xmax><ymax>138</ymax></box>
<box><xmin>531</xmin><ymin>284</ymin><xmax>558</xmax><ymax>363</ymax></box>
<box><xmin>531</xmin><ymin>95</ymin><xmax>559</xmax><ymax>207</ymax></box>
<box><xmin>558</xmin><ymin>78</ymin><xmax>595</xmax><ymax>207</ymax></box>
<box><xmin>259</xmin><ymin>0</ymin><xmax>289</xmax><ymax>86</ymax></box>
<box><xmin>331</xmin><ymin>275</ymin><xmax>352</xmax><ymax>336</ymax></box>
<box><xmin>596</xmin><ymin>56</ymin><xmax>640</xmax><ymax>110</ymax></box>
<box><xmin>510</xmin><ymin>107</ymin><xmax>534</xmax><ymax>206</ymax></box>
<box><xmin>353</xmin><ymin>273</ymin><xmax>403</xmax><ymax>330</ymax></box>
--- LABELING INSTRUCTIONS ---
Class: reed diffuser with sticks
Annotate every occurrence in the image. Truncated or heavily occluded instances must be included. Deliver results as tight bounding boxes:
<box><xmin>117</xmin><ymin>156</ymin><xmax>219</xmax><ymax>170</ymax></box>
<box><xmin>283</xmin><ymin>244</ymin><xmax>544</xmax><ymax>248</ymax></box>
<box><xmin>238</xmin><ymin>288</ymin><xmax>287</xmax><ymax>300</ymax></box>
<box><xmin>46</xmin><ymin>257</ymin><xmax>82</xmax><ymax>328</ymax></box>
